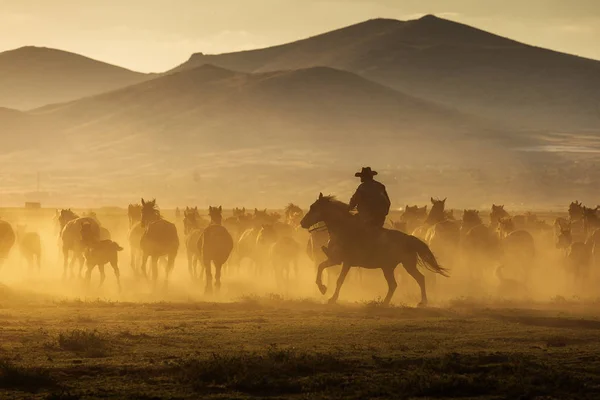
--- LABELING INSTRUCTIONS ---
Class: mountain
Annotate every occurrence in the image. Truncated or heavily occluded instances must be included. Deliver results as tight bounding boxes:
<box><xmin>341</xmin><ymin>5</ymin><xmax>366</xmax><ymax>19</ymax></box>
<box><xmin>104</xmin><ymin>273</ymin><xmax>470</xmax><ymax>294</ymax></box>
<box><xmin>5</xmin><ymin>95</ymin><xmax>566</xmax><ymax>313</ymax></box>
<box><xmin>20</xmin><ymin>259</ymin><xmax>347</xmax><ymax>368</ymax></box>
<box><xmin>0</xmin><ymin>64</ymin><xmax>514</xmax><ymax>207</ymax></box>
<box><xmin>0</xmin><ymin>46</ymin><xmax>150</xmax><ymax>110</ymax></box>
<box><xmin>172</xmin><ymin>15</ymin><xmax>600</xmax><ymax>130</ymax></box>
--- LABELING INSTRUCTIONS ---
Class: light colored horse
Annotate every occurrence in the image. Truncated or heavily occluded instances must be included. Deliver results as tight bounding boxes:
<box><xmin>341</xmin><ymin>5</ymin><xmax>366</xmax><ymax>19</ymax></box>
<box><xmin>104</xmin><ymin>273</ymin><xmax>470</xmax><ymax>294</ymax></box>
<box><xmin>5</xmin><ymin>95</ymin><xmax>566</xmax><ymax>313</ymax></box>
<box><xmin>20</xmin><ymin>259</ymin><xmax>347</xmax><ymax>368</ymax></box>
<box><xmin>59</xmin><ymin>209</ymin><xmax>101</xmax><ymax>278</ymax></box>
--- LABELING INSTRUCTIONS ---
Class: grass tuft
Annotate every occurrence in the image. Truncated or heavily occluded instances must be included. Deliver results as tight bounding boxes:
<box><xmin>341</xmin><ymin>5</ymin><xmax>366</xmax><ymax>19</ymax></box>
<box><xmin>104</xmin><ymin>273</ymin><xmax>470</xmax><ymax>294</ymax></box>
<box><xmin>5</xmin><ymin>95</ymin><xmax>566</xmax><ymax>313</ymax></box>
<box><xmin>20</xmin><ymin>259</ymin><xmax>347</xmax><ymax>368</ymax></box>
<box><xmin>57</xmin><ymin>329</ymin><xmax>109</xmax><ymax>358</ymax></box>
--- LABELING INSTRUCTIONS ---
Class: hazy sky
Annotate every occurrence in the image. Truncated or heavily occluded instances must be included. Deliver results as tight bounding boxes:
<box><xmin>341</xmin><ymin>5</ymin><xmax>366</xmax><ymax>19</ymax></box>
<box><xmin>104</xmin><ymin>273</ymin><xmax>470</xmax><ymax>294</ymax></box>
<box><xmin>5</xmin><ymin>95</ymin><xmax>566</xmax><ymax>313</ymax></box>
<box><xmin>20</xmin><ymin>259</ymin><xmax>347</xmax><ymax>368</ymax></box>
<box><xmin>1</xmin><ymin>0</ymin><xmax>599</xmax><ymax>72</ymax></box>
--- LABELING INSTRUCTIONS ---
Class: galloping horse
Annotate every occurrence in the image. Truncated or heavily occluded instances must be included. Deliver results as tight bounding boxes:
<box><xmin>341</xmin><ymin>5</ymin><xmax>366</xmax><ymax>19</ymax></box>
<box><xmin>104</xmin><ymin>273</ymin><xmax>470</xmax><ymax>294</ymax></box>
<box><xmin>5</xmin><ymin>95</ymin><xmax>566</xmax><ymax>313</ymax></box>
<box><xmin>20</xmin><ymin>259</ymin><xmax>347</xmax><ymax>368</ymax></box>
<box><xmin>301</xmin><ymin>193</ymin><xmax>448</xmax><ymax>306</ymax></box>
<box><xmin>59</xmin><ymin>209</ymin><xmax>101</xmax><ymax>278</ymax></box>
<box><xmin>184</xmin><ymin>207</ymin><xmax>204</xmax><ymax>280</ymax></box>
<box><xmin>198</xmin><ymin>206</ymin><xmax>233</xmax><ymax>294</ymax></box>
<box><xmin>128</xmin><ymin>204</ymin><xmax>143</xmax><ymax>228</ymax></box>
<box><xmin>139</xmin><ymin>199</ymin><xmax>179</xmax><ymax>287</ymax></box>
<box><xmin>422</xmin><ymin>198</ymin><xmax>460</xmax><ymax>277</ymax></box>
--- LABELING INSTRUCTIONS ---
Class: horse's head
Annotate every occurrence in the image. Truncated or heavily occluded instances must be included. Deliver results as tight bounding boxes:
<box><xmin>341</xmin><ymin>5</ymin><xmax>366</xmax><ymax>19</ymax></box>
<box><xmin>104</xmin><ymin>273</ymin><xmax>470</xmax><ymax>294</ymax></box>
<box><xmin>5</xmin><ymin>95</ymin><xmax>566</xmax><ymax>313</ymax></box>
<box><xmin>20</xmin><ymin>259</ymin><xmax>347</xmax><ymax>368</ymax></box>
<box><xmin>301</xmin><ymin>193</ymin><xmax>347</xmax><ymax>230</ymax></box>
<box><xmin>285</xmin><ymin>203</ymin><xmax>304</xmax><ymax>227</ymax></box>
<box><xmin>497</xmin><ymin>217</ymin><xmax>514</xmax><ymax>236</ymax></box>
<box><xmin>183</xmin><ymin>206</ymin><xmax>201</xmax><ymax>234</ymax></box>
<box><xmin>462</xmin><ymin>209</ymin><xmax>481</xmax><ymax>227</ymax></box>
<box><xmin>569</xmin><ymin>200</ymin><xmax>584</xmax><ymax>220</ymax></box>
<box><xmin>425</xmin><ymin>197</ymin><xmax>446</xmax><ymax>224</ymax></box>
<box><xmin>208</xmin><ymin>206</ymin><xmax>223</xmax><ymax>225</ymax></box>
<box><xmin>232</xmin><ymin>207</ymin><xmax>247</xmax><ymax>218</ymax></box>
<box><xmin>490</xmin><ymin>204</ymin><xmax>509</xmax><ymax>224</ymax></box>
<box><xmin>58</xmin><ymin>209</ymin><xmax>78</xmax><ymax>231</ymax></box>
<box><xmin>140</xmin><ymin>198</ymin><xmax>160</xmax><ymax>227</ymax></box>
<box><xmin>128</xmin><ymin>203</ymin><xmax>143</xmax><ymax>223</ymax></box>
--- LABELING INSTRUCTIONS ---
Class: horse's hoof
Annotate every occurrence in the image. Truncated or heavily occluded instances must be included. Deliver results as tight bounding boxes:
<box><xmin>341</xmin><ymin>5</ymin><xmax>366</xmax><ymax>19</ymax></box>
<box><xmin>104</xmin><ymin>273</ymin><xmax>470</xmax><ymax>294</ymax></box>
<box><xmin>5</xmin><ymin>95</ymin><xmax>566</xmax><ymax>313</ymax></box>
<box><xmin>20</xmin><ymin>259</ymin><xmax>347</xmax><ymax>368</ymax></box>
<box><xmin>417</xmin><ymin>301</ymin><xmax>428</xmax><ymax>308</ymax></box>
<box><xmin>318</xmin><ymin>284</ymin><xmax>327</xmax><ymax>295</ymax></box>
<box><xmin>327</xmin><ymin>298</ymin><xmax>337</xmax><ymax>305</ymax></box>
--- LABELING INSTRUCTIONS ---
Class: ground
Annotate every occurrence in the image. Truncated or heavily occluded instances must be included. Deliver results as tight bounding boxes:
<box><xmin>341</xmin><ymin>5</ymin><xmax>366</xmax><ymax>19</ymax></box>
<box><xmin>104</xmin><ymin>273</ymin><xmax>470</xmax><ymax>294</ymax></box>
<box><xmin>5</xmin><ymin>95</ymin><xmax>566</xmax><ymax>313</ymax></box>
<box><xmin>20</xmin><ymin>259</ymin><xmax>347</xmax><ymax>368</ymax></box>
<box><xmin>1</xmin><ymin>293</ymin><xmax>600</xmax><ymax>399</ymax></box>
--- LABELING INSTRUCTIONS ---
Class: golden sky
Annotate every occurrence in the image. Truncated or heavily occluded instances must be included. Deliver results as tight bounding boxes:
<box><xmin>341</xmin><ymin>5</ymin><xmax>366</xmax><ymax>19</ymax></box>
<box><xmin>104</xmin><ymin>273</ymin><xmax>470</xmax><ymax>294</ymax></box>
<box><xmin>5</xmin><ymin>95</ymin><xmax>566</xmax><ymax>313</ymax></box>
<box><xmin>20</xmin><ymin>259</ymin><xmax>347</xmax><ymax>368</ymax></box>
<box><xmin>1</xmin><ymin>0</ymin><xmax>599</xmax><ymax>72</ymax></box>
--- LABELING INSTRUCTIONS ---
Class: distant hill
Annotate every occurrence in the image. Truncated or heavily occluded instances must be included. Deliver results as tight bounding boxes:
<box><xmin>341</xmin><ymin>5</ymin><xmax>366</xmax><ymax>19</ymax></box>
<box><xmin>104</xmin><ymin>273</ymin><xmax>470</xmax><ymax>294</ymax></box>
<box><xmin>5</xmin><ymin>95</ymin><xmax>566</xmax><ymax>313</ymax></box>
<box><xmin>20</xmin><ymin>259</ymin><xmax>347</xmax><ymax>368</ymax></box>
<box><xmin>0</xmin><ymin>46</ymin><xmax>150</xmax><ymax>110</ymax></box>
<box><xmin>0</xmin><ymin>64</ymin><xmax>513</xmax><ymax>207</ymax></box>
<box><xmin>173</xmin><ymin>15</ymin><xmax>600</xmax><ymax>130</ymax></box>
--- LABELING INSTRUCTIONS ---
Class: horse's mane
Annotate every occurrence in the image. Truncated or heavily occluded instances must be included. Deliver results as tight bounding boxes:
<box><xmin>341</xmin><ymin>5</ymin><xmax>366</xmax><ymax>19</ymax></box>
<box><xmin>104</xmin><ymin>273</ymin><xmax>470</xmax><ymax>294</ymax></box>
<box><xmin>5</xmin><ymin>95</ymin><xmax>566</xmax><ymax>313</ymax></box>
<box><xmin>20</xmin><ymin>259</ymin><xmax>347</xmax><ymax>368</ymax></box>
<box><xmin>321</xmin><ymin>195</ymin><xmax>350</xmax><ymax>211</ymax></box>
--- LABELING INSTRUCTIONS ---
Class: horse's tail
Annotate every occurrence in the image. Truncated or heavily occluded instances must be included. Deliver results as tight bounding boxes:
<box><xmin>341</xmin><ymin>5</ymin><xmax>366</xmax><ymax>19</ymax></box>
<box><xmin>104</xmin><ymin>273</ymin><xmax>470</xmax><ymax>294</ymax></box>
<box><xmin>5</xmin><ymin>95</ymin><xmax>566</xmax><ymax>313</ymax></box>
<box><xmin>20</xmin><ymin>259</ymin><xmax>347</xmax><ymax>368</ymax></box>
<box><xmin>409</xmin><ymin>235</ymin><xmax>450</xmax><ymax>277</ymax></box>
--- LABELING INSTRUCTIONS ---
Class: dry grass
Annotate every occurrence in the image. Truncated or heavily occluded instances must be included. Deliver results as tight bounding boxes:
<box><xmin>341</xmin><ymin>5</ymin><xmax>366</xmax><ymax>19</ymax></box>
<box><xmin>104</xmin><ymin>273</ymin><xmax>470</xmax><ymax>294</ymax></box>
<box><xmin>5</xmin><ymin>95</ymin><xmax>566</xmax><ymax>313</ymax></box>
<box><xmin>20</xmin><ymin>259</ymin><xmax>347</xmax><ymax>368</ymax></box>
<box><xmin>1</xmin><ymin>297</ymin><xmax>600</xmax><ymax>399</ymax></box>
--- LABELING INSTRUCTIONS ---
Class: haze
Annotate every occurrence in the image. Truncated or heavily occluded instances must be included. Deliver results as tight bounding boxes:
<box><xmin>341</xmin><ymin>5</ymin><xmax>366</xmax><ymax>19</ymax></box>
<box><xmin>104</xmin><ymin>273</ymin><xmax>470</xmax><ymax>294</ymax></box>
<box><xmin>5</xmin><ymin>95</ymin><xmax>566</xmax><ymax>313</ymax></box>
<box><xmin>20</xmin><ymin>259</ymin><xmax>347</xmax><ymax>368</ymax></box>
<box><xmin>1</xmin><ymin>0</ymin><xmax>599</xmax><ymax>72</ymax></box>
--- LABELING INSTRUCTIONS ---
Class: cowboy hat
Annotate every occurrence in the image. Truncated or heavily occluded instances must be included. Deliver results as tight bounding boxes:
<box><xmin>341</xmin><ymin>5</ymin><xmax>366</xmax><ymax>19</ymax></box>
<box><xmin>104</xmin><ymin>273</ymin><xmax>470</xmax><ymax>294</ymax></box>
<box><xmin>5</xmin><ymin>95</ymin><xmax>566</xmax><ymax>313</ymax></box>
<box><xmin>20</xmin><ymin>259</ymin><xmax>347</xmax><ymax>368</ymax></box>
<box><xmin>355</xmin><ymin>167</ymin><xmax>378</xmax><ymax>178</ymax></box>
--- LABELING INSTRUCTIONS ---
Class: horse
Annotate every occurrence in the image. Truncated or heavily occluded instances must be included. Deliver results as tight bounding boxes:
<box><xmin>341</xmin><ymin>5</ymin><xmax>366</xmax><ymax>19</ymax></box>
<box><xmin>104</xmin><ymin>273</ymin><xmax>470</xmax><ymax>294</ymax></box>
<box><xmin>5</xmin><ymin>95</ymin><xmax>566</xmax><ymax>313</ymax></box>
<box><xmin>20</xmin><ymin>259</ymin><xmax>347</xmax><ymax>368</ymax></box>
<box><xmin>490</xmin><ymin>204</ymin><xmax>510</xmax><ymax>230</ymax></box>
<box><xmin>300</xmin><ymin>193</ymin><xmax>448</xmax><ymax>306</ymax></box>
<box><xmin>84</xmin><ymin>239</ymin><xmax>123</xmax><ymax>290</ymax></box>
<box><xmin>198</xmin><ymin>206</ymin><xmax>233</xmax><ymax>294</ymax></box>
<box><xmin>423</xmin><ymin>198</ymin><xmax>460</xmax><ymax>278</ymax></box>
<box><xmin>236</xmin><ymin>209</ymin><xmax>278</xmax><ymax>275</ymax></box>
<box><xmin>258</xmin><ymin>223</ymin><xmax>301</xmax><ymax>286</ymax></box>
<box><xmin>496</xmin><ymin>217</ymin><xmax>535</xmax><ymax>284</ymax></box>
<box><xmin>0</xmin><ymin>220</ymin><xmax>16</xmax><ymax>269</ymax></box>
<box><xmin>400</xmin><ymin>205</ymin><xmax>428</xmax><ymax>235</ymax></box>
<box><xmin>569</xmin><ymin>201</ymin><xmax>586</xmax><ymax>242</ymax></box>
<box><xmin>184</xmin><ymin>207</ymin><xmax>205</xmax><ymax>281</ymax></box>
<box><xmin>461</xmin><ymin>210</ymin><xmax>501</xmax><ymax>283</ymax></box>
<box><xmin>128</xmin><ymin>221</ymin><xmax>144</xmax><ymax>276</ymax></box>
<box><xmin>284</xmin><ymin>203</ymin><xmax>304</xmax><ymax>227</ymax></box>
<box><xmin>128</xmin><ymin>204</ymin><xmax>143</xmax><ymax>228</ymax></box>
<box><xmin>139</xmin><ymin>199</ymin><xmax>179</xmax><ymax>287</ymax></box>
<box><xmin>15</xmin><ymin>225</ymin><xmax>41</xmax><ymax>272</ymax></box>
<box><xmin>59</xmin><ymin>209</ymin><xmax>101</xmax><ymax>278</ymax></box>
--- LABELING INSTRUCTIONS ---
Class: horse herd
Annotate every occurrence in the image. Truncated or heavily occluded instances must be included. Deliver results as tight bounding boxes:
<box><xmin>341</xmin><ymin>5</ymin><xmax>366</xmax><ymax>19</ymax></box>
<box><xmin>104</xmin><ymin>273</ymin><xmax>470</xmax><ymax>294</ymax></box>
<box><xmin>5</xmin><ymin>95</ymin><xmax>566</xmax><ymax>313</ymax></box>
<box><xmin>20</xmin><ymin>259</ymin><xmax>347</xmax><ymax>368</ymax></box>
<box><xmin>0</xmin><ymin>195</ymin><xmax>596</xmax><ymax>305</ymax></box>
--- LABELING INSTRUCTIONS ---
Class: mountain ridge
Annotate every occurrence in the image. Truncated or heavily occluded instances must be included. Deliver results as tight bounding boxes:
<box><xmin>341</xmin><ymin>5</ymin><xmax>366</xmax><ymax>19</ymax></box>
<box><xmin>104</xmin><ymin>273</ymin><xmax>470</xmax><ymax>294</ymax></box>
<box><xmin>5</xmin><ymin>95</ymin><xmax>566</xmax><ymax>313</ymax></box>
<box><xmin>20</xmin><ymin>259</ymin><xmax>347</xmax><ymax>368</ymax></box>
<box><xmin>0</xmin><ymin>46</ymin><xmax>151</xmax><ymax>110</ymax></box>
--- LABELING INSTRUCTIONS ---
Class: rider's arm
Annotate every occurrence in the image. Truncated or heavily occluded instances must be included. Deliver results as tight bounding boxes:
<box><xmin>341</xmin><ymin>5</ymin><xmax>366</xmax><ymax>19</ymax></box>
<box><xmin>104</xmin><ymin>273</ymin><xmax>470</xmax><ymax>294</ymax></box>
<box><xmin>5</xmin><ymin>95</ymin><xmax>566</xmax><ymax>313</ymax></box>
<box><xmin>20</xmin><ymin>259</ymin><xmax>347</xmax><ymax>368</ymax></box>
<box><xmin>349</xmin><ymin>188</ymin><xmax>360</xmax><ymax>210</ymax></box>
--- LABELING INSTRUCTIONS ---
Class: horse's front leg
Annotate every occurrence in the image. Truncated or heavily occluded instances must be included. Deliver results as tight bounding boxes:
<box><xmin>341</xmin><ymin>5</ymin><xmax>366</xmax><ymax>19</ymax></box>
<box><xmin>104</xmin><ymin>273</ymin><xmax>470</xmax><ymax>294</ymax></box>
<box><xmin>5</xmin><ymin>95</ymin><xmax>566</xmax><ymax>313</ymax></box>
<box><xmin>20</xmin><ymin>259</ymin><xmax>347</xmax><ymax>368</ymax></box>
<box><xmin>316</xmin><ymin>258</ymin><xmax>339</xmax><ymax>295</ymax></box>
<box><xmin>328</xmin><ymin>263</ymin><xmax>351</xmax><ymax>304</ymax></box>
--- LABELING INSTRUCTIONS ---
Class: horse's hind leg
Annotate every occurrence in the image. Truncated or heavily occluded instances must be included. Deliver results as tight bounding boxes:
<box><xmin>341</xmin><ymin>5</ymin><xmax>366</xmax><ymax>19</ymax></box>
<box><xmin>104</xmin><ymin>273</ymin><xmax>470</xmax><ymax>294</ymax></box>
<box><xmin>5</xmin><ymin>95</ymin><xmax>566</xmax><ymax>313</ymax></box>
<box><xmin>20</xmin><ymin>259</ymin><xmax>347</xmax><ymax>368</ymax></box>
<box><xmin>215</xmin><ymin>262</ymin><xmax>222</xmax><ymax>291</ymax></box>
<box><xmin>203</xmin><ymin>257</ymin><xmax>213</xmax><ymax>295</ymax></box>
<box><xmin>403</xmin><ymin>256</ymin><xmax>428</xmax><ymax>307</ymax></box>
<box><xmin>381</xmin><ymin>267</ymin><xmax>398</xmax><ymax>305</ymax></box>
<box><xmin>77</xmin><ymin>252</ymin><xmax>85</xmax><ymax>278</ymax></box>
<box><xmin>328</xmin><ymin>263</ymin><xmax>351</xmax><ymax>305</ymax></box>
<box><xmin>187</xmin><ymin>250</ymin><xmax>195</xmax><ymax>280</ymax></box>
<box><xmin>85</xmin><ymin>265</ymin><xmax>94</xmax><ymax>288</ymax></box>
<box><xmin>98</xmin><ymin>264</ymin><xmax>106</xmax><ymax>287</ymax></box>
<box><xmin>150</xmin><ymin>257</ymin><xmax>159</xmax><ymax>287</ymax></box>
<box><xmin>140</xmin><ymin>253</ymin><xmax>149</xmax><ymax>280</ymax></box>
<box><xmin>165</xmin><ymin>253</ymin><xmax>176</xmax><ymax>288</ymax></box>
<box><xmin>130</xmin><ymin>250</ymin><xmax>138</xmax><ymax>277</ymax></box>
<box><xmin>111</xmin><ymin>260</ymin><xmax>121</xmax><ymax>292</ymax></box>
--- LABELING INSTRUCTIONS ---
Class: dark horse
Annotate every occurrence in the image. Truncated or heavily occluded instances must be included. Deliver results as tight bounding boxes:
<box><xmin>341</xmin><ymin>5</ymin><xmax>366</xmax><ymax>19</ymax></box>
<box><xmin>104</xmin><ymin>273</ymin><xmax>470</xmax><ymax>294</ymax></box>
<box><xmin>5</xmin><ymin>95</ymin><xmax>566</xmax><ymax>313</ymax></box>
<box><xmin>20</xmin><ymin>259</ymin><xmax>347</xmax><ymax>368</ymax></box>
<box><xmin>198</xmin><ymin>206</ymin><xmax>233</xmax><ymax>294</ymax></box>
<box><xmin>140</xmin><ymin>199</ymin><xmax>179</xmax><ymax>287</ymax></box>
<box><xmin>300</xmin><ymin>194</ymin><xmax>448</xmax><ymax>306</ymax></box>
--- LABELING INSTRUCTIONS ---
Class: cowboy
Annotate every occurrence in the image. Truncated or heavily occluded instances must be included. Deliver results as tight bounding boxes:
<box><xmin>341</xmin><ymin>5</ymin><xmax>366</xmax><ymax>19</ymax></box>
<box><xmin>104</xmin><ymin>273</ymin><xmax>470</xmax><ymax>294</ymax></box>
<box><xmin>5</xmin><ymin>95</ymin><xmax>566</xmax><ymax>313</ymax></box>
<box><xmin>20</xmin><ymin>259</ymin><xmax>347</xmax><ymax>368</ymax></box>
<box><xmin>349</xmin><ymin>167</ymin><xmax>391</xmax><ymax>229</ymax></box>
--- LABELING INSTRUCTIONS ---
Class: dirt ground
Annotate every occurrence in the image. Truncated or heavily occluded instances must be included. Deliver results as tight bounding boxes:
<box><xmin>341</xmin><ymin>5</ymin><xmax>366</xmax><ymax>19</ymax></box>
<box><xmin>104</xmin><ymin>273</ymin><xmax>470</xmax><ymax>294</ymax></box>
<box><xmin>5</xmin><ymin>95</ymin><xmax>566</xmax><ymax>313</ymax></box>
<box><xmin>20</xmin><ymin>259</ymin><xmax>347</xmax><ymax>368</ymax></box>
<box><xmin>2</xmin><ymin>290</ymin><xmax>600</xmax><ymax>399</ymax></box>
